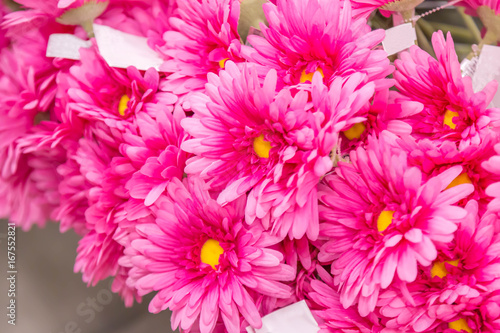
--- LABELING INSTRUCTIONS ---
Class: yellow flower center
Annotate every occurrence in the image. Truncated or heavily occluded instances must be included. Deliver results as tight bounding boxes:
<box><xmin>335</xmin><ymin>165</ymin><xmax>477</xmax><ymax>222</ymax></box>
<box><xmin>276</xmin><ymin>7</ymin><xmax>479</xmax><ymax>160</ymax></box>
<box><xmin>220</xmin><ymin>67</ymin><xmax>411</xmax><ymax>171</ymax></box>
<box><xmin>300</xmin><ymin>68</ymin><xmax>324</xmax><ymax>83</ymax></box>
<box><xmin>431</xmin><ymin>260</ymin><xmax>459</xmax><ymax>278</ymax></box>
<box><xmin>448</xmin><ymin>318</ymin><xmax>472</xmax><ymax>332</ymax></box>
<box><xmin>343</xmin><ymin>123</ymin><xmax>366</xmax><ymax>140</ymax></box>
<box><xmin>219</xmin><ymin>58</ymin><xmax>229</xmax><ymax>69</ymax></box>
<box><xmin>444</xmin><ymin>110</ymin><xmax>459</xmax><ymax>129</ymax></box>
<box><xmin>377</xmin><ymin>210</ymin><xmax>395</xmax><ymax>233</ymax></box>
<box><xmin>118</xmin><ymin>94</ymin><xmax>130</xmax><ymax>116</ymax></box>
<box><xmin>200</xmin><ymin>239</ymin><xmax>224</xmax><ymax>270</ymax></box>
<box><xmin>253</xmin><ymin>134</ymin><xmax>272</xmax><ymax>158</ymax></box>
<box><xmin>445</xmin><ymin>173</ymin><xmax>472</xmax><ymax>190</ymax></box>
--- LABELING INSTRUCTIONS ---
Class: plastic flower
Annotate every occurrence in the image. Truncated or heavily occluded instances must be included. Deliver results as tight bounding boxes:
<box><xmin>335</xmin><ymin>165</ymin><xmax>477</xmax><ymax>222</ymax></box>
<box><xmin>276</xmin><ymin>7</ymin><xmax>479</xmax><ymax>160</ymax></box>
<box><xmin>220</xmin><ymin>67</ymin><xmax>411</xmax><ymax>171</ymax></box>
<box><xmin>158</xmin><ymin>0</ymin><xmax>244</xmax><ymax>95</ymax></box>
<box><xmin>182</xmin><ymin>61</ymin><xmax>375</xmax><ymax>240</ymax></box>
<box><xmin>244</xmin><ymin>0</ymin><xmax>393</xmax><ymax>88</ymax></box>
<box><xmin>0</xmin><ymin>28</ymin><xmax>70</xmax><ymax>230</ymax></box>
<box><xmin>459</xmin><ymin>0</ymin><xmax>500</xmax><ymax>16</ymax></box>
<box><xmin>62</xmin><ymin>46</ymin><xmax>176</xmax><ymax>133</ymax></box>
<box><xmin>308</xmin><ymin>266</ymin><xmax>382</xmax><ymax>333</ymax></box>
<box><xmin>394</xmin><ymin>31</ymin><xmax>500</xmax><ymax>150</ymax></box>
<box><xmin>378</xmin><ymin>202</ymin><xmax>500</xmax><ymax>332</ymax></box>
<box><xmin>122</xmin><ymin>109</ymin><xmax>188</xmax><ymax>221</ymax></box>
<box><xmin>72</xmin><ymin>126</ymin><xmax>143</xmax><ymax>307</ymax></box>
<box><xmin>123</xmin><ymin>176</ymin><xmax>295</xmax><ymax>333</ymax></box>
<box><xmin>318</xmin><ymin>132</ymin><xmax>474</xmax><ymax>316</ymax></box>
<box><xmin>400</xmin><ymin>136</ymin><xmax>500</xmax><ymax>207</ymax></box>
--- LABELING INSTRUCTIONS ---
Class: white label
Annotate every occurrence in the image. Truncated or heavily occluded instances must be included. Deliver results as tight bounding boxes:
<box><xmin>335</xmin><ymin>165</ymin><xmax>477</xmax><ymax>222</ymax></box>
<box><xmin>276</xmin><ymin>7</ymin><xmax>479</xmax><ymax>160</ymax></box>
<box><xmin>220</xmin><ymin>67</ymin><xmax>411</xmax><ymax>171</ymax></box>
<box><xmin>382</xmin><ymin>23</ymin><xmax>417</xmax><ymax>56</ymax></box>
<box><xmin>246</xmin><ymin>301</ymin><xmax>320</xmax><ymax>333</ymax></box>
<box><xmin>46</xmin><ymin>33</ymin><xmax>92</xmax><ymax>60</ymax></box>
<box><xmin>472</xmin><ymin>45</ymin><xmax>500</xmax><ymax>108</ymax></box>
<box><xmin>93</xmin><ymin>24</ymin><xmax>163</xmax><ymax>71</ymax></box>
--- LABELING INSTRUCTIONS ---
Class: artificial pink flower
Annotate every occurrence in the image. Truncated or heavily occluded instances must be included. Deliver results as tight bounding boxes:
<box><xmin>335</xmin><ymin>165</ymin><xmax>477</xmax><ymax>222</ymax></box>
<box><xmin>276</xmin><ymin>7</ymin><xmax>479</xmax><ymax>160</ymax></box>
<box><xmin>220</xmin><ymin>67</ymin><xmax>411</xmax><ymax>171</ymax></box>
<box><xmin>158</xmin><ymin>0</ymin><xmax>244</xmax><ymax>95</ymax></box>
<box><xmin>72</xmin><ymin>126</ymin><xmax>143</xmax><ymax>307</ymax></box>
<box><xmin>400</xmin><ymin>136</ymin><xmax>500</xmax><ymax>207</ymax></box>
<box><xmin>394</xmin><ymin>31</ymin><xmax>500</xmax><ymax>150</ymax></box>
<box><xmin>318</xmin><ymin>131</ymin><xmax>473</xmax><ymax>316</ymax></box>
<box><xmin>122</xmin><ymin>109</ymin><xmax>188</xmax><ymax>221</ymax></box>
<box><xmin>378</xmin><ymin>201</ymin><xmax>500</xmax><ymax>332</ymax></box>
<box><xmin>459</xmin><ymin>0</ymin><xmax>500</xmax><ymax>16</ymax></box>
<box><xmin>182</xmin><ymin>61</ymin><xmax>375</xmax><ymax>240</ymax></box>
<box><xmin>0</xmin><ymin>26</ymin><xmax>71</xmax><ymax>230</ymax></box>
<box><xmin>244</xmin><ymin>0</ymin><xmax>393</xmax><ymax>88</ymax></box>
<box><xmin>123</xmin><ymin>176</ymin><xmax>295</xmax><ymax>333</ymax></box>
<box><xmin>309</xmin><ymin>266</ymin><xmax>382</xmax><ymax>332</ymax></box>
<box><xmin>62</xmin><ymin>45</ymin><xmax>176</xmax><ymax>133</ymax></box>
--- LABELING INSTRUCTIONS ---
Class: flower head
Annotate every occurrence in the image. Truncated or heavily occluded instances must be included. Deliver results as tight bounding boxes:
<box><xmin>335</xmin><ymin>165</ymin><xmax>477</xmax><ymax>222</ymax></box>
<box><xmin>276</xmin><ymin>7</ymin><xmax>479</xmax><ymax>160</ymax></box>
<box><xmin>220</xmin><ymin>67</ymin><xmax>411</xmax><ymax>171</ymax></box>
<box><xmin>318</xmin><ymin>131</ymin><xmax>473</xmax><ymax>316</ymax></box>
<box><xmin>158</xmin><ymin>0</ymin><xmax>244</xmax><ymax>95</ymax></box>
<box><xmin>394</xmin><ymin>31</ymin><xmax>500</xmax><ymax>150</ymax></box>
<box><xmin>244</xmin><ymin>0</ymin><xmax>393</xmax><ymax>88</ymax></box>
<box><xmin>124</xmin><ymin>176</ymin><xmax>295</xmax><ymax>333</ymax></box>
<box><xmin>182</xmin><ymin>61</ymin><xmax>375</xmax><ymax>240</ymax></box>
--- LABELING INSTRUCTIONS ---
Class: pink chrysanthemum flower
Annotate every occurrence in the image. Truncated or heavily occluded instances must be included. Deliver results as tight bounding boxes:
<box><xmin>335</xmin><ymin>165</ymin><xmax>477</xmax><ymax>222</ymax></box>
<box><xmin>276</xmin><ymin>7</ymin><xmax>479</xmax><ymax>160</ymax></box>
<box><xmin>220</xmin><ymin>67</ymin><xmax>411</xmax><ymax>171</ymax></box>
<box><xmin>459</xmin><ymin>0</ymin><xmax>500</xmax><ymax>16</ymax></box>
<box><xmin>158</xmin><ymin>0</ymin><xmax>244</xmax><ymax>95</ymax></box>
<box><xmin>308</xmin><ymin>266</ymin><xmax>382</xmax><ymax>333</ymax></box>
<box><xmin>378</xmin><ymin>203</ymin><xmax>500</xmax><ymax>332</ymax></box>
<box><xmin>0</xmin><ymin>28</ymin><xmax>71</xmax><ymax>230</ymax></box>
<box><xmin>181</xmin><ymin>61</ymin><xmax>375</xmax><ymax>240</ymax></box>
<box><xmin>394</xmin><ymin>31</ymin><xmax>500</xmax><ymax>150</ymax></box>
<box><xmin>63</xmin><ymin>46</ymin><xmax>176</xmax><ymax>133</ymax></box>
<box><xmin>72</xmin><ymin>127</ymin><xmax>144</xmax><ymax>307</ymax></box>
<box><xmin>244</xmin><ymin>0</ymin><xmax>393</xmax><ymax>88</ymax></box>
<box><xmin>400</xmin><ymin>136</ymin><xmax>500</xmax><ymax>207</ymax></box>
<box><xmin>338</xmin><ymin>87</ymin><xmax>423</xmax><ymax>152</ymax></box>
<box><xmin>318</xmin><ymin>131</ymin><xmax>474</xmax><ymax>316</ymax></box>
<box><xmin>122</xmin><ymin>109</ymin><xmax>188</xmax><ymax>221</ymax></box>
<box><xmin>123</xmin><ymin>176</ymin><xmax>295</xmax><ymax>333</ymax></box>
<box><xmin>3</xmin><ymin>0</ymin><xmax>162</xmax><ymax>38</ymax></box>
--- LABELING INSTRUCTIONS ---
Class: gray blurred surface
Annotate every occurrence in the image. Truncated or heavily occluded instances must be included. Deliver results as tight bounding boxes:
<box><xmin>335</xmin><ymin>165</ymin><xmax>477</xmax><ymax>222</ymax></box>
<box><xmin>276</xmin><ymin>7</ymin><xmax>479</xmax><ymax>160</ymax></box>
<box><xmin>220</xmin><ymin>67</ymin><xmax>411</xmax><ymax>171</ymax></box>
<box><xmin>0</xmin><ymin>222</ymin><xmax>175</xmax><ymax>333</ymax></box>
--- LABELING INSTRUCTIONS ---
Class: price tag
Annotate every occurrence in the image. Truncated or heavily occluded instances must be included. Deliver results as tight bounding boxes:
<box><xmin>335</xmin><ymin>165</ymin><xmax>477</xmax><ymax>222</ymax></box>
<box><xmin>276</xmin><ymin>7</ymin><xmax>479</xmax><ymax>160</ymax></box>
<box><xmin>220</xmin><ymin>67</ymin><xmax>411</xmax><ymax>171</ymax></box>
<box><xmin>382</xmin><ymin>23</ymin><xmax>417</xmax><ymax>56</ymax></box>
<box><xmin>246</xmin><ymin>301</ymin><xmax>320</xmax><ymax>333</ymax></box>
<box><xmin>93</xmin><ymin>24</ymin><xmax>164</xmax><ymax>71</ymax></box>
<box><xmin>472</xmin><ymin>44</ymin><xmax>500</xmax><ymax>108</ymax></box>
<box><xmin>46</xmin><ymin>33</ymin><xmax>92</xmax><ymax>60</ymax></box>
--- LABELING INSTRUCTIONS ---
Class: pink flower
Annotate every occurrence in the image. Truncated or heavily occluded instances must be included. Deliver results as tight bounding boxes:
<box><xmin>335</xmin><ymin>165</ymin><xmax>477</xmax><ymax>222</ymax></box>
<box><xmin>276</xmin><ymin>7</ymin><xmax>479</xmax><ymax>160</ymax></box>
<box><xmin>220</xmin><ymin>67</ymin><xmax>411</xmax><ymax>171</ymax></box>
<box><xmin>63</xmin><ymin>46</ymin><xmax>176</xmax><ymax>133</ymax></box>
<box><xmin>378</xmin><ymin>202</ymin><xmax>500</xmax><ymax>333</ymax></box>
<box><xmin>182</xmin><ymin>61</ymin><xmax>375</xmax><ymax>240</ymax></box>
<box><xmin>459</xmin><ymin>0</ymin><xmax>500</xmax><ymax>16</ymax></box>
<box><xmin>394</xmin><ymin>31</ymin><xmax>500</xmax><ymax>150</ymax></box>
<box><xmin>158</xmin><ymin>0</ymin><xmax>244</xmax><ymax>95</ymax></box>
<box><xmin>309</xmin><ymin>266</ymin><xmax>382</xmax><ymax>333</ymax></box>
<box><xmin>318</xmin><ymin>131</ymin><xmax>473</xmax><ymax>316</ymax></box>
<box><xmin>244</xmin><ymin>0</ymin><xmax>393</xmax><ymax>88</ymax></box>
<box><xmin>123</xmin><ymin>176</ymin><xmax>295</xmax><ymax>333</ymax></box>
<box><xmin>0</xmin><ymin>28</ymin><xmax>70</xmax><ymax>230</ymax></box>
<box><xmin>400</xmin><ymin>136</ymin><xmax>500</xmax><ymax>207</ymax></box>
<box><xmin>122</xmin><ymin>109</ymin><xmax>188</xmax><ymax>221</ymax></box>
<box><xmin>72</xmin><ymin>127</ymin><xmax>142</xmax><ymax>307</ymax></box>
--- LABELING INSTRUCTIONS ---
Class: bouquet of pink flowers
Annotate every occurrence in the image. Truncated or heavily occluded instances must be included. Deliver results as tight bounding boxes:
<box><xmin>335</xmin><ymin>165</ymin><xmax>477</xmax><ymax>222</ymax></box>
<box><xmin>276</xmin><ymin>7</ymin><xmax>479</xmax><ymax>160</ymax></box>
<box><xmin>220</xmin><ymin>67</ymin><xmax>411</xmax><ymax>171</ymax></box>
<box><xmin>2</xmin><ymin>0</ymin><xmax>500</xmax><ymax>332</ymax></box>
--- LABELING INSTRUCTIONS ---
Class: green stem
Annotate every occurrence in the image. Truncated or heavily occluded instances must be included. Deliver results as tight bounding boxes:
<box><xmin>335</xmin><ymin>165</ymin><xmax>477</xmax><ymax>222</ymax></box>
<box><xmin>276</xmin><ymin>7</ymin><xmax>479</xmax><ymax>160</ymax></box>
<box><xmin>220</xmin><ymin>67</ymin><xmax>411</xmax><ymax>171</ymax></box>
<box><xmin>458</xmin><ymin>7</ymin><xmax>482</xmax><ymax>43</ymax></box>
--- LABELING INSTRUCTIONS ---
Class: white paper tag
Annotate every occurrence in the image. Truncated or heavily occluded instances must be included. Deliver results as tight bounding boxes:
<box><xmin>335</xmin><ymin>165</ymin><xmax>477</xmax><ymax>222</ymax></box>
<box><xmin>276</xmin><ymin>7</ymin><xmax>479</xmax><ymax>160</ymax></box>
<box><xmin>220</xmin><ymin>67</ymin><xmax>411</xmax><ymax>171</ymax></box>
<box><xmin>46</xmin><ymin>33</ymin><xmax>92</xmax><ymax>60</ymax></box>
<box><xmin>460</xmin><ymin>56</ymin><xmax>478</xmax><ymax>78</ymax></box>
<box><xmin>93</xmin><ymin>24</ymin><xmax>163</xmax><ymax>71</ymax></box>
<box><xmin>382</xmin><ymin>23</ymin><xmax>417</xmax><ymax>56</ymax></box>
<box><xmin>472</xmin><ymin>45</ymin><xmax>500</xmax><ymax>108</ymax></box>
<box><xmin>246</xmin><ymin>301</ymin><xmax>320</xmax><ymax>333</ymax></box>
